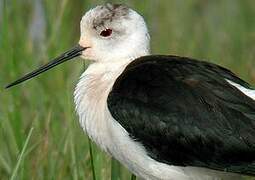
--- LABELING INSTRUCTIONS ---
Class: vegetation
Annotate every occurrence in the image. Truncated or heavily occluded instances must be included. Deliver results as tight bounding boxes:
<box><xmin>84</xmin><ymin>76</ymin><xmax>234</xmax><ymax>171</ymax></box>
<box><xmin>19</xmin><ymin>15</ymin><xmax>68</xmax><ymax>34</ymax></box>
<box><xmin>1</xmin><ymin>0</ymin><xmax>255</xmax><ymax>179</ymax></box>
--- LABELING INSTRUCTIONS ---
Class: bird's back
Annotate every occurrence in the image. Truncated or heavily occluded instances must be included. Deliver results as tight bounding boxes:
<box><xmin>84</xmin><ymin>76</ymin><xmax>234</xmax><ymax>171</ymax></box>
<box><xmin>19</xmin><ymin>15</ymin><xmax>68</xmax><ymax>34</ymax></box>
<box><xmin>107</xmin><ymin>55</ymin><xmax>255</xmax><ymax>177</ymax></box>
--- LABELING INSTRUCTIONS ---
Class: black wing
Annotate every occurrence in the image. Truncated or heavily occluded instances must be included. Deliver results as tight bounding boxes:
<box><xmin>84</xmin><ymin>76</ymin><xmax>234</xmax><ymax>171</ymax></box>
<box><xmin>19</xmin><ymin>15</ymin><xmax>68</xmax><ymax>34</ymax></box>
<box><xmin>107</xmin><ymin>55</ymin><xmax>255</xmax><ymax>176</ymax></box>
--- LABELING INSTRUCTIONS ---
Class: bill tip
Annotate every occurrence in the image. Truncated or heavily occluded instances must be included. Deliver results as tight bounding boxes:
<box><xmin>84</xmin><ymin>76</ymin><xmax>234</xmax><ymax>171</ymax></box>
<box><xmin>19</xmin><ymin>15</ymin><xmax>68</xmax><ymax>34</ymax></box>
<box><xmin>5</xmin><ymin>85</ymin><xmax>11</xmax><ymax>89</ymax></box>
<box><xmin>5</xmin><ymin>83</ymin><xmax>15</xmax><ymax>89</ymax></box>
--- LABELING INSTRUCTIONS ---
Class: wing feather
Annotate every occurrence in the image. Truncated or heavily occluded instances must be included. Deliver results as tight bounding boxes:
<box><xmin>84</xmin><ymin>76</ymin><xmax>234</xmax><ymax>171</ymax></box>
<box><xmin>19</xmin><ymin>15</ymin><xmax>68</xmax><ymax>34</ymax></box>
<box><xmin>107</xmin><ymin>55</ymin><xmax>255</xmax><ymax>176</ymax></box>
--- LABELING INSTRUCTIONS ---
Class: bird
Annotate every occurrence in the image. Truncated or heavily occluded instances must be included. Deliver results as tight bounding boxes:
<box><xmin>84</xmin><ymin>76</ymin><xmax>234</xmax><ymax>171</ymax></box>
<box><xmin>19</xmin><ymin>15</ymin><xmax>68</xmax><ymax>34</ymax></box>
<box><xmin>5</xmin><ymin>3</ymin><xmax>255</xmax><ymax>180</ymax></box>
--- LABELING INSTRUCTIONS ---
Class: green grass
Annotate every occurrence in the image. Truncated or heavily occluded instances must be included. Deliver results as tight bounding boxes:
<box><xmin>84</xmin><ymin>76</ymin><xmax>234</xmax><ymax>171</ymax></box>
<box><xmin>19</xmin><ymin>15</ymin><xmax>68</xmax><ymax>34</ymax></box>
<box><xmin>10</xmin><ymin>127</ymin><xmax>34</xmax><ymax>180</ymax></box>
<box><xmin>1</xmin><ymin>0</ymin><xmax>255</xmax><ymax>179</ymax></box>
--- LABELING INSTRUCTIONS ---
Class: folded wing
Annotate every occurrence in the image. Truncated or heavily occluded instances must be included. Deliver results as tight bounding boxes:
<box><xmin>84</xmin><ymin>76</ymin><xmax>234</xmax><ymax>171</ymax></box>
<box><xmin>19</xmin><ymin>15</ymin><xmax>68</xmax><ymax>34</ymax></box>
<box><xmin>107</xmin><ymin>55</ymin><xmax>255</xmax><ymax>176</ymax></box>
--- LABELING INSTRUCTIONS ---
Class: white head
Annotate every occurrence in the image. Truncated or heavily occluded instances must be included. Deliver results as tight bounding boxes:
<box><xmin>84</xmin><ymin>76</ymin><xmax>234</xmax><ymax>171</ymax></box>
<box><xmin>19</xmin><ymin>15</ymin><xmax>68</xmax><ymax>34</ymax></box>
<box><xmin>79</xmin><ymin>3</ymin><xmax>150</xmax><ymax>62</ymax></box>
<box><xmin>6</xmin><ymin>3</ymin><xmax>150</xmax><ymax>88</ymax></box>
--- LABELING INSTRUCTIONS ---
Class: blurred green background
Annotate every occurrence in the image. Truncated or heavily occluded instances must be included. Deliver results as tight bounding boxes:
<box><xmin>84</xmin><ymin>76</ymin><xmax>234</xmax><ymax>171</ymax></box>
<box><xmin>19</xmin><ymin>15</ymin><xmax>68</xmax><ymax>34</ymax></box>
<box><xmin>1</xmin><ymin>0</ymin><xmax>255</xmax><ymax>179</ymax></box>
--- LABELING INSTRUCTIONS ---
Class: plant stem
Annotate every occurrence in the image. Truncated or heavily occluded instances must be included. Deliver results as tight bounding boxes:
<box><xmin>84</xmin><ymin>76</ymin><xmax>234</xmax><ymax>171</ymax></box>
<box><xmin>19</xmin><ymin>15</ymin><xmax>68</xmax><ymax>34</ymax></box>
<box><xmin>88</xmin><ymin>138</ymin><xmax>96</xmax><ymax>180</ymax></box>
<box><xmin>131</xmin><ymin>174</ymin><xmax>136</xmax><ymax>180</ymax></box>
<box><xmin>111</xmin><ymin>158</ymin><xmax>121</xmax><ymax>180</ymax></box>
<box><xmin>10</xmin><ymin>127</ymin><xmax>34</xmax><ymax>180</ymax></box>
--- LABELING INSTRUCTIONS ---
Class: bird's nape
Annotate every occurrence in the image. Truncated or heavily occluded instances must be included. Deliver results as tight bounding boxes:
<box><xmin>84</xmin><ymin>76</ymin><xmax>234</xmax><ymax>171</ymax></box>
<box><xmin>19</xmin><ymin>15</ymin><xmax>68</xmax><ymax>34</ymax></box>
<box><xmin>5</xmin><ymin>45</ymin><xmax>86</xmax><ymax>89</ymax></box>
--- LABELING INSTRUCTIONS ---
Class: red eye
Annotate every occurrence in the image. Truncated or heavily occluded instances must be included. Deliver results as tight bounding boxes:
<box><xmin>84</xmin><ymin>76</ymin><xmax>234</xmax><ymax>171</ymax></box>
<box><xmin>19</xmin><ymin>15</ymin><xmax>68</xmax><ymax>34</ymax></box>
<box><xmin>100</xmin><ymin>29</ymin><xmax>112</xmax><ymax>37</ymax></box>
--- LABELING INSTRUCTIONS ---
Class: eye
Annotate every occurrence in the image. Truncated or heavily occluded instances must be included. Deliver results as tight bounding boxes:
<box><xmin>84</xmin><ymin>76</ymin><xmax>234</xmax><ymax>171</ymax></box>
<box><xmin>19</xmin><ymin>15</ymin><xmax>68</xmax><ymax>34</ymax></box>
<box><xmin>100</xmin><ymin>29</ymin><xmax>112</xmax><ymax>37</ymax></box>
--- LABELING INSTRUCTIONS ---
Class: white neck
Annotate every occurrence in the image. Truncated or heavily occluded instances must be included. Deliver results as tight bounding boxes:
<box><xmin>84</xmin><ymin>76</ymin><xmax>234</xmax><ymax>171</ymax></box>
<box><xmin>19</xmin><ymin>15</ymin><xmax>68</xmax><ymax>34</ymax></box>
<box><xmin>74</xmin><ymin>50</ymin><xmax>149</xmax><ymax>149</ymax></box>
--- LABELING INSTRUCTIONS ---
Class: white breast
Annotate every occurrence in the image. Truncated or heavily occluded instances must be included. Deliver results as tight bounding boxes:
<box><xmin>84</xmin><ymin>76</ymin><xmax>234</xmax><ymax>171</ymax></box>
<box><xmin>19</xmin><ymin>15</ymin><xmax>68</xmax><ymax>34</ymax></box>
<box><xmin>74</xmin><ymin>62</ymin><xmax>119</xmax><ymax>151</ymax></box>
<box><xmin>74</xmin><ymin>62</ymin><xmax>244</xmax><ymax>180</ymax></box>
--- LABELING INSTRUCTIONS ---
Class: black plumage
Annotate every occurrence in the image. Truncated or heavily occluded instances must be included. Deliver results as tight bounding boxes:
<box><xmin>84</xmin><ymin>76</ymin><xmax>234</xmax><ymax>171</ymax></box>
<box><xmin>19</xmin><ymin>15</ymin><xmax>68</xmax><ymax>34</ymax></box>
<box><xmin>107</xmin><ymin>55</ymin><xmax>255</xmax><ymax>176</ymax></box>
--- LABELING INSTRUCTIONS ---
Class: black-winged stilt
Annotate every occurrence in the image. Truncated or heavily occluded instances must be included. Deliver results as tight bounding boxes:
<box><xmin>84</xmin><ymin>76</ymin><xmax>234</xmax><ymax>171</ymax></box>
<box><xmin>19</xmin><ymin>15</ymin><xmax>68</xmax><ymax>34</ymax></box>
<box><xmin>6</xmin><ymin>3</ymin><xmax>255</xmax><ymax>180</ymax></box>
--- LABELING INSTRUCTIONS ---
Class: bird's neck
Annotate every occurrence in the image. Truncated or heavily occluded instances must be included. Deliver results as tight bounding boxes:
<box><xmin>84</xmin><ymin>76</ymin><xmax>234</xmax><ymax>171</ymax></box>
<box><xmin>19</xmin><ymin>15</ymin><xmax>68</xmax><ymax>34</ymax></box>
<box><xmin>74</xmin><ymin>57</ymin><xmax>137</xmax><ymax>150</ymax></box>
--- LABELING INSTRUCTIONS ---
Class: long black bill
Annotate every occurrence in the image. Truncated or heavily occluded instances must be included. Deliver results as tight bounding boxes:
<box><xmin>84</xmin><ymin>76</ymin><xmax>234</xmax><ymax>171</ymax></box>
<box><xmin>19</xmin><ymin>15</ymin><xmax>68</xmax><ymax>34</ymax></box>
<box><xmin>5</xmin><ymin>45</ymin><xmax>86</xmax><ymax>89</ymax></box>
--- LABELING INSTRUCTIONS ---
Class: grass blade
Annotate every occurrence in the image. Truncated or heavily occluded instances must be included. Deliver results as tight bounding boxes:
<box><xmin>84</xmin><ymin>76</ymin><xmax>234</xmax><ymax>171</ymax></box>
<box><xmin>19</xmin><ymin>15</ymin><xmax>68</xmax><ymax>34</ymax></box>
<box><xmin>111</xmin><ymin>158</ymin><xmax>121</xmax><ymax>180</ymax></box>
<box><xmin>131</xmin><ymin>174</ymin><xmax>136</xmax><ymax>180</ymax></box>
<box><xmin>10</xmin><ymin>127</ymin><xmax>34</xmax><ymax>180</ymax></box>
<box><xmin>88</xmin><ymin>138</ymin><xmax>96</xmax><ymax>180</ymax></box>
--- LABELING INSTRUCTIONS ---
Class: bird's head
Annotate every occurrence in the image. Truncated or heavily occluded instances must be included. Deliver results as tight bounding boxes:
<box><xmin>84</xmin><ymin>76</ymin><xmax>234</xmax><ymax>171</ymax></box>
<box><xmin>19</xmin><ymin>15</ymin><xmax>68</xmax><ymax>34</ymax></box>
<box><xmin>5</xmin><ymin>3</ymin><xmax>150</xmax><ymax>89</ymax></box>
<box><xmin>79</xmin><ymin>3</ymin><xmax>150</xmax><ymax>62</ymax></box>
